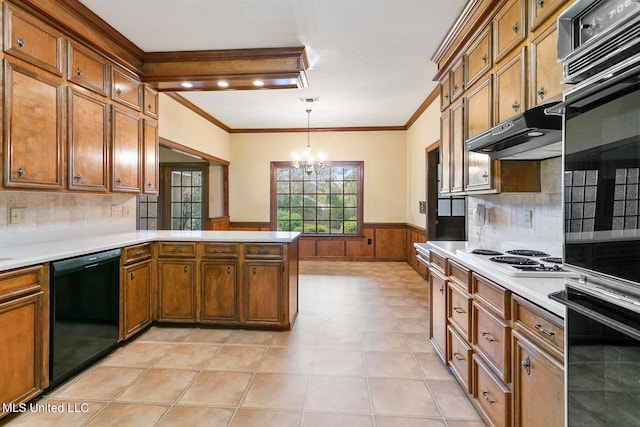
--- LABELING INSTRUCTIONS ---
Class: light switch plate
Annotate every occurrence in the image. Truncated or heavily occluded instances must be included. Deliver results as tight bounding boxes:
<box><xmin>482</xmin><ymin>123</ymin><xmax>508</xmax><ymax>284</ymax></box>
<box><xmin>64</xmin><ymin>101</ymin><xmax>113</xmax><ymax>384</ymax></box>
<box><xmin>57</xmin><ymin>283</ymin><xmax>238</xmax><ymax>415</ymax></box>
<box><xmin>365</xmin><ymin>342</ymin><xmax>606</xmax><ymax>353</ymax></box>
<box><xmin>10</xmin><ymin>207</ymin><xmax>27</xmax><ymax>224</ymax></box>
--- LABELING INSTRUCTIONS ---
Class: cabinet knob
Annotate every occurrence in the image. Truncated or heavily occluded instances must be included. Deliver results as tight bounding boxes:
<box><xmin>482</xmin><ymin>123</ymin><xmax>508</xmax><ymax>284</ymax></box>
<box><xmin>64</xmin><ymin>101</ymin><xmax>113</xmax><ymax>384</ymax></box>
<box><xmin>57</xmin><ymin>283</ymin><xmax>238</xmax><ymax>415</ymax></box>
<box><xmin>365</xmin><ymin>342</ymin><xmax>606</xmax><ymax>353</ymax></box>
<box><xmin>453</xmin><ymin>352</ymin><xmax>464</xmax><ymax>361</ymax></box>
<box><xmin>481</xmin><ymin>331</ymin><xmax>496</xmax><ymax>343</ymax></box>
<box><xmin>74</xmin><ymin>172</ymin><xmax>82</xmax><ymax>182</ymax></box>
<box><xmin>16</xmin><ymin>37</ymin><xmax>24</xmax><ymax>48</ymax></box>
<box><xmin>147</xmin><ymin>181</ymin><xmax>152</xmax><ymax>188</ymax></box>
<box><xmin>16</xmin><ymin>167</ymin><xmax>25</xmax><ymax>178</ymax></box>
<box><xmin>130</xmin><ymin>272</ymin><xmax>134</xmax><ymax>280</ymax></box>
<box><xmin>116</xmin><ymin>87</ymin><xmax>122</xmax><ymax>96</ymax></box>
<box><xmin>226</xmin><ymin>266</ymin><xmax>231</xmax><ymax>274</ymax></box>
<box><xmin>76</xmin><ymin>68</ymin><xmax>82</xmax><ymax>76</ymax></box>
<box><xmin>444</xmin><ymin>93</ymin><xmax>449</xmax><ymax>100</ymax></box>
<box><xmin>537</xmin><ymin>87</ymin><xmax>545</xmax><ymax>100</ymax></box>
<box><xmin>532</xmin><ymin>323</ymin><xmax>555</xmax><ymax>337</ymax></box>
<box><xmin>512</xmin><ymin>22</ymin><xmax>519</xmax><ymax>34</ymax></box>
<box><xmin>453</xmin><ymin>84</ymin><xmax>459</xmax><ymax>92</ymax></box>
<box><xmin>453</xmin><ymin>307</ymin><xmax>465</xmax><ymax>314</ymax></box>
<box><xmin>521</xmin><ymin>355</ymin><xmax>532</xmax><ymax>375</ymax></box>
<box><xmin>482</xmin><ymin>172</ymin><xmax>489</xmax><ymax>180</ymax></box>
<box><xmin>116</xmin><ymin>177</ymin><xmax>122</xmax><ymax>185</ymax></box>
<box><xmin>512</xmin><ymin>101</ymin><xmax>520</xmax><ymax>112</ymax></box>
<box><xmin>252</xmin><ymin>267</ymin><xmax>257</xmax><ymax>275</ymax></box>
<box><xmin>482</xmin><ymin>54</ymin><xmax>487</xmax><ymax>64</ymax></box>
<box><xmin>537</xmin><ymin>0</ymin><xmax>544</xmax><ymax>8</ymax></box>
<box><xmin>147</xmin><ymin>104</ymin><xmax>153</xmax><ymax>110</ymax></box>
<box><xmin>184</xmin><ymin>265</ymin><xmax>188</xmax><ymax>273</ymax></box>
<box><xmin>439</xmin><ymin>286</ymin><xmax>444</xmax><ymax>294</ymax></box>
<box><xmin>481</xmin><ymin>390</ymin><xmax>496</xmax><ymax>405</ymax></box>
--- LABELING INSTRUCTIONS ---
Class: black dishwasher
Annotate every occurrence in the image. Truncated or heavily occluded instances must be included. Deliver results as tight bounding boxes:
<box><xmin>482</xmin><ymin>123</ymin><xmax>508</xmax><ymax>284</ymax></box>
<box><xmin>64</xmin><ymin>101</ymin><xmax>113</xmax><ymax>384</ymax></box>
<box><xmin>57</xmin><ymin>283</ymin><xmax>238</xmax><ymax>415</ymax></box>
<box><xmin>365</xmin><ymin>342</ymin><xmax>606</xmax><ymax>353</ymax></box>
<box><xmin>49</xmin><ymin>248</ymin><xmax>121</xmax><ymax>389</ymax></box>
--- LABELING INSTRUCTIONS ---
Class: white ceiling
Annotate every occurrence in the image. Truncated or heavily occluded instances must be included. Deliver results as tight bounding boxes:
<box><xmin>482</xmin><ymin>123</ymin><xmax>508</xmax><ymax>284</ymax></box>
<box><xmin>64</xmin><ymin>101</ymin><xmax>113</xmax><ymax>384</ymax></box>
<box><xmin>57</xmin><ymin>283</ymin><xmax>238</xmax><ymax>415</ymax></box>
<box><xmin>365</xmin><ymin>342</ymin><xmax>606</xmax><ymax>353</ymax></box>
<box><xmin>79</xmin><ymin>0</ymin><xmax>467</xmax><ymax>129</ymax></box>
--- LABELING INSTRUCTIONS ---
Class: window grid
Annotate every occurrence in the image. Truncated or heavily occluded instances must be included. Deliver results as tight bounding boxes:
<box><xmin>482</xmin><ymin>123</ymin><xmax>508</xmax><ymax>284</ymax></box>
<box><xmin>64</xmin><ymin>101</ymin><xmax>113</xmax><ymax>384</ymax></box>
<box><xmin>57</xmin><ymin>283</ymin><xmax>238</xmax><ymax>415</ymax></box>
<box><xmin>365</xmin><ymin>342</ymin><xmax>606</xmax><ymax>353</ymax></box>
<box><xmin>138</xmin><ymin>195</ymin><xmax>158</xmax><ymax>230</ymax></box>
<box><xmin>275</xmin><ymin>164</ymin><xmax>360</xmax><ymax>234</ymax></box>
<box><xmin>170</xmin><ymin>170</ymin><xmax>203</xmax><ymax>230</ymax></box>
<box><xmin>565</xmin><ymin>169</ymin><xmax>598</xmax><ymax>232</ymax></box>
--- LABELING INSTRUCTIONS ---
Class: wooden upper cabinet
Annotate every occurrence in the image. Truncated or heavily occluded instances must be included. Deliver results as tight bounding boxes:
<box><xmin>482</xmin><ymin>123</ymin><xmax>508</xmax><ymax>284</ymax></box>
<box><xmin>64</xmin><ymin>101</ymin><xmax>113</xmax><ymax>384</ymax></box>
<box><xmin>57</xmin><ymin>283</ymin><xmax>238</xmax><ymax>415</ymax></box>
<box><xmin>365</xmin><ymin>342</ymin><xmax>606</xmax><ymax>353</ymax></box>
<box><xmin>143</xmin><ymin>86</ymin><xmax>158</xmax><ymax>118</ymax></box>
<box><xmin>465</xmin><ymin>26</ymin><xmax>492</xmax><ymax>89</ymax></box>
<box><xmin>4</xmin><ymin>61</ymin><xmax>63</xmax><ymax>189</ymax></box>
<box><xmin>68</xmin><ymin>88</ymin><xmax>109</xmax><ymax>191</ymax></box>
<box><xmin>143</xmin><ymin>120</ymin><xmax>158</xmax><ymax>194</ymax></box>
<box><xmin>3</xmin><ymin>3</ymin><xmax>63</xmax><ymax>76</ymax></box>
<box><xmin>494</xmin><ymin>0</ymin><xmax>526</xmax><ymax>62</ymax></box>
<box><xmin>451</xmin><ymin>59</ymin><xmax>465</xmax><ymax>101</ymax></box>
<box><xmin>450</xmin><ymin>100</ymin><xmax>465</xmax><ymax>193</ymax></box>
<box><xmin>67</xmin><ymin>41</ymin><xmax>109</xmax><ymax>96</ymax></box>
<box><xmin>465</xmin><ymin>77</ymin><xmax>493</xmax><ymax>191</ymax></box>
<box><xmin>112</xmin><ymin>106</ymin><xmax>142</xmax><ymax>193</ymax></box>
<box><xmin>440</xmin><ymin>73</ymin><xmax>451</xmax><ymax>111</ymax></box>
<box><xmin>495</xmin><ymin>47</ymin><xmax>526</xmax><ymax>124</ymax></box>
<box><xmin>440</xmin><ymin>110</ymin><xmax>452</xmax><ymax>194</ymax></box>
<box><xmin>530</xmin><ymin>0</ymin><xmax>566</xmax><ymax>31</ymax></box>
<box><xmin>530</xmin><ymin>21</ymin><xmax>568</xmax><ymax>107</ymax></box>
<box><xmin>112</xmin><ymin>67</ymin><xmax>142</xmax><ymax>111</ymax></box>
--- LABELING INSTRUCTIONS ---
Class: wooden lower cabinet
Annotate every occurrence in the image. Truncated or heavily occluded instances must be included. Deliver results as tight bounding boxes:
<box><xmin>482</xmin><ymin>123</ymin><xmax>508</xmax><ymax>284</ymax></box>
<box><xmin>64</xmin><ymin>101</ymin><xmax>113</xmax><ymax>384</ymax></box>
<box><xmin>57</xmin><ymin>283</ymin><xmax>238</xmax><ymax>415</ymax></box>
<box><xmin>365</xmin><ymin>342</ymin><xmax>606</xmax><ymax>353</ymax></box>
<box><xmin>201</xmin><ymin>260</ymin><xmax>239</xmax><ymax>325</ymax></box>
<box><xmin>244</xmin><ymin>261</ymin><xmax>283</xmax><ymax>325</ymax></box>
<box><xmin>121</xmin><ymin>259</ymin><xmax>152</xmax><ymax>340</ymax></box>
<box><xmin>157</xmin><ymin>259</ymin><xmax>197</xmax><ymax>322</ymax></box>
<box><xmin>0</xmin><ymin>265</ymin><xmax>48</xmax><ymax>421</ymax></box>
<box><xmin>473</xmin><ymin>354</ymin><xmax>512</xmax><ymax>427</ymax></box>
<box><xmin>429</xmin><ymin>266</ymin><xmax>448</xmax><ymax>362</ymax></box>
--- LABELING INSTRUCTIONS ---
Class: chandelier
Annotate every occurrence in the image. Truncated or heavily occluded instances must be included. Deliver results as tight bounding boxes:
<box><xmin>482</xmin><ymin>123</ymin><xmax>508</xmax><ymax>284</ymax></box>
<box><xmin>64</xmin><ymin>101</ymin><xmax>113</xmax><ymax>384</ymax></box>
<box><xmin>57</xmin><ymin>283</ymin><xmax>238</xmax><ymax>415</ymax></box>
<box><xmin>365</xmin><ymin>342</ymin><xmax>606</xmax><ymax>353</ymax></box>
<box><xmin>292</xmin><ymin>109</ymin><xmax>325</xmax><ymax>175</ymax></box>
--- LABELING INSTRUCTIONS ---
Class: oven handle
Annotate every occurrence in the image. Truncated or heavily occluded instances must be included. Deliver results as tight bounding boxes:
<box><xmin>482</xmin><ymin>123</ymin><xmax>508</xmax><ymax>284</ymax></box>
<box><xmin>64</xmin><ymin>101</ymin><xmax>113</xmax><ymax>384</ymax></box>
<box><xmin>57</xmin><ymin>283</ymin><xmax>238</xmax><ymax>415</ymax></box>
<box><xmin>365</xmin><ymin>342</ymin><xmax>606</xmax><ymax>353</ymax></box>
<box><xmin>550</xmin><ymin>290</ymin><xmax>640</xmax><ymax>341</ymax></box>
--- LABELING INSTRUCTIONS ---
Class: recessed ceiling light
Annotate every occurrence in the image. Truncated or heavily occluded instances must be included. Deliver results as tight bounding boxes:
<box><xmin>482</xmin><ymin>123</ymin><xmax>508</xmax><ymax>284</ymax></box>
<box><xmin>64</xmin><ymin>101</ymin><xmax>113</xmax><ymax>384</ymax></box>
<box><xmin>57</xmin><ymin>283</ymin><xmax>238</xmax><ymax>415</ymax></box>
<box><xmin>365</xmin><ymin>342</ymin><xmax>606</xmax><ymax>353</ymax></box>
<box><xmin>253</xmin><ymin>80</ymin><xmax>264</xmax><ymax>87</ymax></box>
<box><xmin>217</xmin><ymin>81</ymin><xmax>229</xmax><ymax>88</ymax></box>
<box><xmin>181</xmin><ymin>82</ymin><xmax>194</xmax><ymax>88</ymax></box>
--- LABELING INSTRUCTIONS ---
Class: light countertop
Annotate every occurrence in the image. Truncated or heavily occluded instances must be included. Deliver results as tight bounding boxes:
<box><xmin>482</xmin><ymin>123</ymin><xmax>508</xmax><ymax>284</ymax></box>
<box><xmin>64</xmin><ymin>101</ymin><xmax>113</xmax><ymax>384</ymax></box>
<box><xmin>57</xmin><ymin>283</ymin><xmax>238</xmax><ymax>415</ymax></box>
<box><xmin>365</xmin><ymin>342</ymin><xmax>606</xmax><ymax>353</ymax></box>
<box><xmin>415</xmin><ymin>241</ymin><xmax>566</xmax><ymax>319</ymax></box>
<box><xmin>0</xmin><ymin>230</ymin><xmax>300</xmax><ymax>272</ymax></box>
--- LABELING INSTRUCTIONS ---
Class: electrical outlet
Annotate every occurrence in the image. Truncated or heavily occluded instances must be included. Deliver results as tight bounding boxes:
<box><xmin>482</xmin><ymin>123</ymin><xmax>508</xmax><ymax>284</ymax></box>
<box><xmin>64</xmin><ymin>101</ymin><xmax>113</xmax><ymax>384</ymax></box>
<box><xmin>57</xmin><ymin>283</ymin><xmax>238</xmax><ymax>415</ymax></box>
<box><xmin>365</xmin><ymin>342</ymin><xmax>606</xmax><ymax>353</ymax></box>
<box><xmin>524</xmin><ymin>209</ymin><xmax>533</xmax><ymax>228</ymax></box>
<box><xmin>10</xmin><ymin>207</ymin><xmax>27</xmax><ymax>224</ymax></box>
<box><xmin>122</xmin><ymin>205</ymin><xmax>130</xmax><ymax>217</ymax></box>
<box><xmin>110</xmin><ymin>205</ymin><xmax>118</xmax><ymax>217</ymax></box>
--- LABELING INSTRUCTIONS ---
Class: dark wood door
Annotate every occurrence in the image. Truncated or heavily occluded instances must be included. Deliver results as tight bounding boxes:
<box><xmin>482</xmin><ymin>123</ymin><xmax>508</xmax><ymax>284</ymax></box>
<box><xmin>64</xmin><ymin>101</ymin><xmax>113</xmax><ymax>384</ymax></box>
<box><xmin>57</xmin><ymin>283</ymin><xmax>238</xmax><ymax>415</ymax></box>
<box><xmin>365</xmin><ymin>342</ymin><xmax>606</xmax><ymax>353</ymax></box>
<box><xmin>158</xmin><ymin>259</ymin><xmax>196</xmax><ymax>322</ymax></box>
<box><xmin>429</xmin><ymin>268</ymin><xmax>448</xmax><ymax>362</ymax></box>
<box><xmin>201</xmin><ymin>261</ymin><xmax>238</xmax><ymax>324</ymax></box>
<box><xmin>112</xmin><ymin>106</ymin><xmax>141</xmax><ymax>192</ymax></box>
<box><xmin>143</xmin><ymin>120</ymin><xmax>158</xmax><ymax>194</ymax></box>
<box><xmin>244</xmin><ymin>261</ymin><xmax>282</xmax><ymax>325</ymax></box>
<box><xmin>122</xmin><ymin>261</ymin><xmax>152</xmax><ymax>339</ymax></box>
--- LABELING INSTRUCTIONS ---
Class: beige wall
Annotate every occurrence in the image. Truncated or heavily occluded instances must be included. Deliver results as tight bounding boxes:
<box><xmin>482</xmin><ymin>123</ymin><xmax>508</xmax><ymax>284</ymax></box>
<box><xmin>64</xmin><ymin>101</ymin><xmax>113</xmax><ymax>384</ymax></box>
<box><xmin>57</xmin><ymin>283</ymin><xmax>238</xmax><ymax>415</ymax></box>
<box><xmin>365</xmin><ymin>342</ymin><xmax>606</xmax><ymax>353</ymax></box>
<box><xmin>405</xmin><ymin>101</ymin><xmax>441</xmax><ymax>229</ymax></box>
<box><xmin>229</xmin><ymin>131</ymin><xmax>407</xmax><ymax>223</ymax></box>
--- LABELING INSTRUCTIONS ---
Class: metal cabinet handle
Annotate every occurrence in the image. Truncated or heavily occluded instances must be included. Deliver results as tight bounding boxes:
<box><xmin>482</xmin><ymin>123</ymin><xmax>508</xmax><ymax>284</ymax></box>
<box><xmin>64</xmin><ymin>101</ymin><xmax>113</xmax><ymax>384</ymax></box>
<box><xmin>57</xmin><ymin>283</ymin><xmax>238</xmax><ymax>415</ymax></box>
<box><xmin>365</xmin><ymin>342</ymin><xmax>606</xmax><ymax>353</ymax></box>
<box><xmin>147</xmin><ymin>181</ymin><xmax>152</xmax><ymax>188</ymax></box>
<box><xmin>482</xmin><ymin>172</ymin><xmax>489</xmax><ymax>180</ymax></box>
<box><xmin>521</xmin><ymin>355</ymin><xmax>531</xmax><ymax>375</ymax></box>
<box><xmin>17</xmin><ymin>37</ymin><xmax>24</xmax><ymax>48</ymax></box>
<box><xmin>453</xmin><ymin>352</ymin><xmax>464</xmax><ymax>361</ymax></box>
<box><xmin>537</xmin><ymin>87</ymin><xmax>545</xmax><ymax>100</ymax></box>
<box><xmin>537</xmin><ymin>0</ymin><xmax>544</xmax><ymax>8</ymax></box>
<box><xmin>76</xmin><ymin>68</ymin><xmax>82</xmax><ymax>76</ymax></box>
<box><xmin>444</xmin><ymin>93</ymin><xmax>449</xmax><ymax>100</ymax></box>
<box><xmin>482</xmin><ymin>54</ymin><xmax>487</xmax><ymax>64</ymax></box>
<box><xmin>171</xmin><ymin>247</ymin><xmax>183</xmax><ymax>252</ymax></box>
<box><xmin>184</xmin><ymin>265</ymin><xmax>188</xmax><ymax>273</ymax></box>
<box><xmin>116</xmin><ymin>177</ymin><xmax>122</xmax><ymax>185</ymax></box>
<box><xmin>481</xmin><ymin>331</ymin><xmax>496</xmax><ymax>343</ymax></box>
<box><xmin>116</xmin><ymin>87</ymin><xmax>122</xmax><ymax>95</ymax></box>
<box><xmin>74</xmin><ymin>173</ymin><xmax>82</xmax><ymax>182</ymax></box>
<box><xmin>439</xmin><ymin>286</ymin><xmax>444</xmax><ymax>294</ymax></box>
<box><xmin>512</xmin><ymin>22</ymin><xmax>519</xmax><ymax>34</ymax></box>
<box><xmin>512</xmin><ymin>101</ymin><xmax>520</xmax><ymax>112</ymax></box>
<box><xmin>532</xmin><ymin>323</ymin><xmax>555</xmax><ymax>337</ymax></box>
<box><xmin>17</xmin><ymin>167</ymin><xmax>25</xmax><ymax>178</ymax></box>
<box><xmin>453</xmin><ymin>307</ymin><xmax>465</xmax><ymax>314</ymax></box>
<box><xmin>252</xmin><ymin>267</ymin><xmax>257</xmax><ymax>275</ymax></box>
<box><xmin>130</xmin><ymin>272</ymin><xmax>134</xmax><ymax>280</ymax></box>
<box><xmin>453</xmin><ymin>84</ymin><xmax>459</xmax><ymax>92</ymax></box>
<box><xmin>481</xmin><ymin>390</ymin><xmax>495</xmax><ymax>405</ymax></box>
<box><xmin>147</xmin><ymin>104</ymin><xmax>153</xmax><ymax>110</ymax></box>
<box><xmin>226</xmin><ymin>266</ymin><xmax>231</xmax><ymax>274</ymax></box>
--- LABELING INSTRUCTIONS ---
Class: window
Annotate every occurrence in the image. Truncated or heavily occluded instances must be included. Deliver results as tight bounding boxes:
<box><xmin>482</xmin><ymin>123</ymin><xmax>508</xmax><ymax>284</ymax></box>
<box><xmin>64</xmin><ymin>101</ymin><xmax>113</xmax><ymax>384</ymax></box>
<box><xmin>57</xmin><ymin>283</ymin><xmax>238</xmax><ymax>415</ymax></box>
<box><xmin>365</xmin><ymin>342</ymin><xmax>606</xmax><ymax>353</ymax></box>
<box><xmin>271</xmin><ymin>161</ymin><xmax>363</xmax><ymax>234</ymax></box>
<box><xmin>170</xmin><ymin>169</ymin><xmax>203</xmax><ymax>230</ymax></box>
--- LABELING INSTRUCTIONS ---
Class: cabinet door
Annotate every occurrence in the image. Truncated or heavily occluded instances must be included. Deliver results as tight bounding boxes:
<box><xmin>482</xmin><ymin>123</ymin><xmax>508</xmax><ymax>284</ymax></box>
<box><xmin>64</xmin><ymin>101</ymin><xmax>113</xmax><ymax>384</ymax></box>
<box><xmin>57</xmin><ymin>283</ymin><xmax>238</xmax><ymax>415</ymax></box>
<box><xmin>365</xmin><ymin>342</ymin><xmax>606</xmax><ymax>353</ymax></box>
<box><xmin>495</xmin><ymin>47</ymin><xmax>526</xmax><ymax>124</ymax></box>
<box><xmin>512</xmin><ymin>330</ymin><xmax>564</xmax><ymax>427</ymax></box>
<box><xmin>440</xmin><ymin>110</ymin><xmax>451</xmax><ymax>194</ymax></box>
<box><xmin>121</xmin><ymin>261</ymin><xmax>152</xmax><ymax>340</ymax></box>
<box><xmin>450</xmin><ymin>100</ymin><xmax>465</xmax><ymax>193</ymax></box>
<box><xmin>465</xmin><ymin>77</ymin><xmax>493</xmax><ymax>191</ymax></box>
<box><xmin>440</xmin><ymin>73</ymin><xmax>451</xmax><ymax>111</ymax></box>
<box><xmin>112</xmin><ymin>68</ymin><xmax>141</xmax><ymax>111</ymax></box>
<box><xmin>4</xmin><ymin>61</ymin><xmax>63</xmax><ymax>189</ymax></box>
<box><xmin>0</xmin><ymin>292</ymin><xmax>45</xmax><ymax>411</ymax></box>
<box><xmin>112</xmin><ymin>106</ymin><xmax>142</xmax><ymax>193</ymax></box>
<box><xmin>530</xmin><ymin>22</ymin><xmax>568</xmax><ymax>107</ymax></box>
<box><xmin>158</xmin><ymin>259</ymin><xmax>197</xmax><ymax>322</ymax></box>
<box><xmin>67</xmin><ymin>41</ymin><xmax>109</xmax><ymax>96</ymax></box>
<box><xmin>494</xmin><ymin>0</ymin><xmax>526</xmax><ymax>62</ymax></box>
<box><xmin>68</xmin><ymin>88</ymin><xmax>109</xmax><ymax>191</ymax></box>
<box><xmin>429</xmin><ymin>268</ymin><xmax>448</xmax><ymax>362</ymax></box>
<box><xmin>451</xmin><ymin>59</ymin><xmax>465</xmax><ymax>101</ymax></box>
<box><xmin>143</xmin><ymin>120</ymin><xmax>158</xmax><ymax>194</ymax></box>
<box><xmin>201</xmin><ymin>261</ymin><xmax>239</xmax><ymax>324</ymax></box>
<box><xmin>143</xmin><ymin>86</ymin><xmax>158</xmax><ymax>118</ymax></box>
<box><xmin>244</xmin><ymin>261</ymin><xmax>283</xmax><ymax>325</ymax></box>
<box><xmin>529</xmin><ymin>0</ymin><xmax>566</xmax><ymax>31</ymax></box>
<box><xmin>465</xmin><ymin>26</ymin><xmax>492</xmax><ymax>88</ymax></box>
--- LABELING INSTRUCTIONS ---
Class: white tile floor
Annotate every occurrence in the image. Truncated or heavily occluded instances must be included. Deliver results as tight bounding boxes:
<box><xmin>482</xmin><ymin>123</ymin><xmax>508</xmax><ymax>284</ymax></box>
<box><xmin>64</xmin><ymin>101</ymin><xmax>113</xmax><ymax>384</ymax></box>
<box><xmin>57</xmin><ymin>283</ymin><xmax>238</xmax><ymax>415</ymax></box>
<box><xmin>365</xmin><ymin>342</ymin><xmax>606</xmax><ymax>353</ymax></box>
<box><xmin>5</xmin><ymin>261</ymin><xmax>485</xmax><ymax>426</ymax></box>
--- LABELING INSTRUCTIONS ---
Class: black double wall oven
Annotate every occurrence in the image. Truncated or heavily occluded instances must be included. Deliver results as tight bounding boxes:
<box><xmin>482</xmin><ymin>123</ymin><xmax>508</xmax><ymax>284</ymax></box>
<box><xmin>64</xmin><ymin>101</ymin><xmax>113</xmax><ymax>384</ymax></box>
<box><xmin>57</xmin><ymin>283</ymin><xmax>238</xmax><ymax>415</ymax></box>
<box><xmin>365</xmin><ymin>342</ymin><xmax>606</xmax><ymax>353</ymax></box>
<box><xmin>547</xmin><ymin>1</ymin><xmax>640</xmax><ymax>426</ymax></box>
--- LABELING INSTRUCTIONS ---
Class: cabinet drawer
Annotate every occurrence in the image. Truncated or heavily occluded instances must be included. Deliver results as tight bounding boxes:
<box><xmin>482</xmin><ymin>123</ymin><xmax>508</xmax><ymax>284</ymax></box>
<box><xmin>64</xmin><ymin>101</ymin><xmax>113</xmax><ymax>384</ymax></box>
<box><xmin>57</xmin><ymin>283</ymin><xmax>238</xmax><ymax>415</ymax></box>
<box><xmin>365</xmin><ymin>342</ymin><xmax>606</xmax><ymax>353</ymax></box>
<box><xmin>493</xmin><ymin>0</ymin><xmax>526</xmax><ymax>62</ymax></box>
<box><xmin>448</xmin><ymin>325</ymin><xmax>472</xmax><ymax>394</ymax></box>
<box><xmin>245</xmin><ymin>243</ymin><xmax>283</xmax><ymax>259</ymax></box>
<box><xmin>157</xmin><ymin>242</ymin><xmax>197</xmax><ymax>257</ymax></box>
<box><xmin>473</xmin><ymin>300</ymin><xmax>510</xmax><ymax>383</ymax></box>
<box><xmin>143</xmin><ymin>86</ymin><xmax>158</xmax><ymax>118</ymax></box>
<box><xmin>67</xmin><ymin>41</ymin><xmax>109</xmax><ymax>95</ymax></box>
<box><xmin>530</xmin><ymin>0</ymin><xmax>566</xmax><ymax>31</ymax></box>
<box><xmin>4</xmin><ymin>3</ymin><xmax>63</xmax><ymax>75</ymax></box>
<box><xmin>448</xmin><ymin>260</ymin><xmax>472</xmax><ymax>291</ymax></box>
<box><xmin>465</xmin><ymin>25</ymin><xmax>492</xmax><ymax>88</ymax></box>
<box><xmin>112</xmin><ymin>67</ymin><xmax>142</xmax><ymax>110</ymax></box>
<box><xmin>511</xmin><ymin>294</ymin><xmax>564</xmax><ymax>355</ymax></box>
<box><xmin>0</xmin><ymin>265</ymin><xmax>44</xmax><ymax>301</ymax></box>
<box><xmin>473</xmin><ymin>273</ymin><xmax>510</xmax><ymax>319</ymax></box>
<box><xmin>473</xmin><ymin>354</ymin><xmax>511</xmax><ymax>427</ymax></box>
<box><xmin>448</xmin><ymin>281</ymin><xmax>471</xmax><ymax>340</ymax></box>
<box><xmin>429</xmin><ymin>251</ymin><xmax>447</xmax><ymax>273</ymax></box>
<box><xmin>122</xmin><ymin>243</ymin><xmax>152</xmax><ymax>265</ymax></box>
<box><xmin>201</xmin><ymin>243</ymin><xmax>240</xmax><ymax>259</ymax></box>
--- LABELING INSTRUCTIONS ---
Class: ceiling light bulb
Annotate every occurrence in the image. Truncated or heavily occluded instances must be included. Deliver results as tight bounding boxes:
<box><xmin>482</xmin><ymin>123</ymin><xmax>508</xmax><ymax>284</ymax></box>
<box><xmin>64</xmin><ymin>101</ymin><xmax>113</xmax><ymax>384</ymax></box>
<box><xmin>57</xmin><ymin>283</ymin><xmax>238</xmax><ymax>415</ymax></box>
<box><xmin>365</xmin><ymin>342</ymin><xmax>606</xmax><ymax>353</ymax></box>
<box><xmin>253</xmin><ymin>80</ymin><xmax>264</xmax><ymax>87</ymax></box>
<box><xmin>217</xmin><ymin>81</ymin><xmax>229</xmax><ymax>88</ymax></box>
<box><xmin>181</xmin><ymin>82</ymin><xmax>194</xmax><ymax>88</ymax></box>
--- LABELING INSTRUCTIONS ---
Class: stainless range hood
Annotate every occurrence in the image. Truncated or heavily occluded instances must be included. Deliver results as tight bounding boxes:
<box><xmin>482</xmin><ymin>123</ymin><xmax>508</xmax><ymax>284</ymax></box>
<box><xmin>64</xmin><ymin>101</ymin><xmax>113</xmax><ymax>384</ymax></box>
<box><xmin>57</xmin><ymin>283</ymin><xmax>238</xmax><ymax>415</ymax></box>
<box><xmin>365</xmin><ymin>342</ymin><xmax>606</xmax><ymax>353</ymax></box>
<box><xmin>466</xmin><ymin>102</ymin><xmax>562</xmax><ymax>160</ymax></box>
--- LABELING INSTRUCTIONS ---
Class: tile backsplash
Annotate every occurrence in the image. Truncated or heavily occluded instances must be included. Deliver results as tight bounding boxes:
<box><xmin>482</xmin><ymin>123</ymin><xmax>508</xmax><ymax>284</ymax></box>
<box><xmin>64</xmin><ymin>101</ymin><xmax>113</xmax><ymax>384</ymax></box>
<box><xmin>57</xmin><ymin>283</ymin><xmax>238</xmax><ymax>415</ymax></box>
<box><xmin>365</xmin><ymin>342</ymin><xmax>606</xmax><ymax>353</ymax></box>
<box><xmin>467</xmin><ymin>157</ymin><xmax>563</xmax><ymax>252</ymax></box>
<box><xmin>0</xmin><ymin>191</ymin><xmax>137</xmax><ymax>247</ymax></box>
